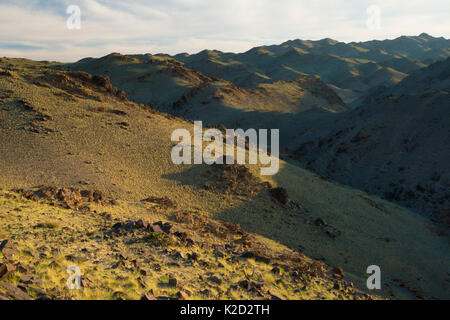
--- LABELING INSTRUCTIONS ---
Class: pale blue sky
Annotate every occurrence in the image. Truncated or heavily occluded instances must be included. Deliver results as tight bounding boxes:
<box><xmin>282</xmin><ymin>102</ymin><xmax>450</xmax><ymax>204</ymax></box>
<box><xmin>0</xmin><ymin>0</ymin><xmax>449</xmax><ymax>61</ymax></box>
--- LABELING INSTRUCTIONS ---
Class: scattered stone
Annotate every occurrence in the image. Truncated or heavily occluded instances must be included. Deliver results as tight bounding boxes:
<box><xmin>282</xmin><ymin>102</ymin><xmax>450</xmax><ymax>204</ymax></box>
<box><xmin>332</xmin><ymin>267</ymin><xmax>345</xmax><ymax>280</ymax></box>
<box><xmin>16</xmin><ymin>186</ymin><xmax>115</xmax><ymax>209</ymax></box>
<box><xmin>112</xmin><ymin>222</ymin><xmax>123</xmax><ymax>229</ymax></box>
<box><xmin>141</xmin><ymin>196</ymin><xmax>177</xmax><ymax>209</ymax></box>
<box><xmin>137</xmin><ymin>276</ymin><xmax>147</xmax><ymax>288</ymax></box>
<box><xmin>161</xmin><ymin>222</ymin><xmax>173</xmax><ymax>233</ymax></box>
<box><xmin>0</xmin><ymin>282</ymin><xmax>33</xmax><ymax>300</ymax></box>
<box><xmin>333</xmin><ymin>281</ymin><xmax>341</xmax><ymax>290</ymax></box>
<box><xmin>81</xmin><ymin>277</ymin><xmax>95</xmax><ymax>288</ymax></box>
<box><xmin>20</xmin><ymin>99</ymin><xmax>39</xmax><ymax>112</ymax></box>
<box><xmin>172</xmin><ymin>251</ymin><xmax>184</xmax><ymax>260</ymax></box>
<box><xmin>141</xmin><ymin>293</ymin><xmax>157</xmax><ymax>300</ymax></box>
<box><xmin>240</xmin><ymin>251</ymin><xmax>255</xmax><ymax>259</ymax></box>
<box><xmin>207</xmin><ymin>276</ymin><xmax>222</xmax><ymax>285</ymax></box>
<box><xmin>314</xmin><ymin>218</ymin><xmax>327</xmax><ymax>227</ymax></box>
<box><xmin>0</xmin><ymin>263</ymin><xmax>16</xmax><ymax>280</ymax></box>
<box><xmin>199</xmin><ymin>289</ymin><xmax>211</xmax><ymax>297</ymax></box>
<box><xmin>351</xmin><ymin>129</ymin><xmax>370</xmax><ymax>143</ymax></box>
<box><xmin>271</xmin><ymin>267</ymin><xmax>281</xmax><ymax>275</ymax></box>
<box><xmin>176</xmin><ymin>290</ymin><xmax>189</xmax><ymax>300</ymax></box>
<box><xmin>136</xmin><ymin>219</ymin><xmax>146</xmax><ymax>229</ymax></box>
<box><xmin>168</xmin><ymin>276</ymin><xmax>178</xmax><ymax>287</ymax></box>
<box><xmin>19</xmin><ymin>273</ymin><xmax>42</xmax><ymax>286</ymax></box>
<box><xmin>187</xmin><ymin>252</ymin><xmax>199</xmax><ymax>261</ymax></box>
<box><xmin>323</xmin><ymin>226</ymin><xmax>341</xmax><ymax>238</ymax></box>
<box><xmin>65</xmin><ymin>254</ymin><xmax>86</xmax><ymax>263</ymax></box>
<box><xmin>255</xmin><ymin>256</ymin><xmax>271</xmax><ymax>264</ymax></box>
<box><xmin>150</xmin><ymin>224</ymin><xmax>164</xmax><ymax>234</ymax></box>
<box><xmin>269</xmin><ymin>187</ymin><xmax>289</xmax><ymax>205</ymax></box>
<box><xmin>0</xmin><ymin>240</ymin><xmax>17</xmax><ymax>259</ymax></box>
<box><xmin>237</xmin><ymin>280</ymin><xmax>250</xmax><ymax>291</ymax></box>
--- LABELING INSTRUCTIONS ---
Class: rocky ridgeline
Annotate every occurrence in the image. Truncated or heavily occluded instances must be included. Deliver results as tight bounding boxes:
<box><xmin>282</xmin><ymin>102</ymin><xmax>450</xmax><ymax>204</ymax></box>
<box><xmin>16</xmin><ymin>185</ymin><xmax>115</xmax><ymax>209</ymax></box>
<box><xmin>43</xmin><ymin>71</ymin><xmax>127</xmax><ymax>102</ymax></box>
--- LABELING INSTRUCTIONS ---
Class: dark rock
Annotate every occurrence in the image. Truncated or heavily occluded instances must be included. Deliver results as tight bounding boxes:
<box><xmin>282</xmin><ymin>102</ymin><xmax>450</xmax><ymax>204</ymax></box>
<box><xmin>187</xmin><ymin>252</ymin><xmax>199</xmax><ymax>261</ymax></box>
<box><xmin>175</xmin><ymin>291</ymin><xmax>189</xmax><ymax>300</ymax></box>
<box><xmin>240</xmin><ymin>251</ymin><xmax>255</xmax><ymax>259</ymax></box>
<box><xmin>333</xmin><ymin>281</ymin><xmax>341</xmax><ymax>290</ymax></box>
<box><xmin>324</xmin><ymin>226</ymin><xmax>341</xmax><ymax>238</ymax></box>
<box><xmin>199</xmin><ymin>289</ymin><xmax>211</xmax><ymax>297</ymax></box>
<box><xmin>168</xmin><ymin>277</ymin><xmax>178</xmax><ymax>287</ymax></box>
<box><xmin>237</xmin><ymin>280</ymin><xmax>250</xmax><ymax>290</ymax></box>
<box><xmin>314</xmin><ymin>218</ymin><xmax>327</xmax><ymax>226</ymax></box>
<box><xmin>137</xmin><ymin>276</ymin><xmax>147</xmax><ymax>288</ymax></box>
<box><xmin>161</xmin><ymin>222</ymin><xmax>173</xmax><ymax>233</ymax></box>
<box><xmin>124</xmin><ymin>221</ymin><xmax>135</xmax><ymax>230</ymax></box>
<box><xmin>207</xmin><ymin>276</ymin><xmax>222</xmax><ymax>285</ymax></box>
<box><xmin>136</xmin><ymin>219</ymin><xmax>146</xmax><ymax>229</ymax></box>
<box><xmin>332</xmin><ymin>267</ymin><xmax>345</xmax><ymax>279</ymax></box>
<box><xmin>171</xmin><ymin>251</ymin><xmax>184</xmax><ymax>260</ymax></box>
<box><xmin>0</xmin><ymin>263</ymin><xmax>16</xmax><ymax>280</ymax></box>
<box><xmin>0</xmin><ymin>282</ymin><xmax>33</xmax><ymax>300</ymax></box>
<box><xmin>0</xmin><ymin>240</ymin><xmax>17</xmax><ymax>259</ymax></box>
<box><xmin>118</xmin><ymin>252</ymin><xmax>128</xmax><ymax>260</ymax></box>
<box><xmin>271</xmin><ymin>267</ymin><xmax>281</xmax><ymax>275</ymax></box>
<box><xmin>255</xmin><ymin>256</ymin><xmax>271</xmax><ymax>264</ymax></box>
<box><xmin>81</xmin><ymin>277</ymin><xmax>95</xmax><ymax>288</ymax></box>
<box><xmin>19</xmin><ymin>273</ymin><xmax>42</xmax><ymax>286</ymax></box>
<box><xmin>141</xmin><ymin>293</ymin><xmax>157</xmax><ymax>300</ymax></box>
<box><xmin>270</xmin><ymin>187</ymin><xmax>289</xmax><ymax>205</ymax></box>
<box><xmin>150</xmin><ymin>224</ymin><xmax>164</xmax><ymax>234</ymax></box>
<box><xmin>141</xmin><ymin>196</ymin><xmax>177</xmax><ymax>209</ymax></box>
<box><xmin>65</xmin><ymin>254</ymin><xmax>86</xmax><ymax>263</ymax></box>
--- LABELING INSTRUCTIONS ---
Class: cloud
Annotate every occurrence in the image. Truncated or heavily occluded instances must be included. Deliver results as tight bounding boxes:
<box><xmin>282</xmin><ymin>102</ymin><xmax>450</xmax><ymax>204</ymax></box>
<box><xmin>0</xmin><ymin>0</ymin><xmax>449</xmax><ymax>62</ymax></box>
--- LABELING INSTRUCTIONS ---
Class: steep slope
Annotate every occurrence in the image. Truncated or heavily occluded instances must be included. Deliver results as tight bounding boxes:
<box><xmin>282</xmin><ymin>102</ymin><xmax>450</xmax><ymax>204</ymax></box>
<box><xmin>69</xmin><ymin>53</ymin><xmax>347</xmax><ymax>146</ymax></box>
<box><xmin>289</xmin><ymin>60</ymin><xmax>450</xmax><ymax>225</ymax></box>
<box><xmin>356</xmin><ymin>57</ymin><xmax>450</xmax><ymax>106</ymax></box>
<box><xmin>0</xmin><ymin>58</ymin><xmax>449</xmax><ymax>299</ymax></box>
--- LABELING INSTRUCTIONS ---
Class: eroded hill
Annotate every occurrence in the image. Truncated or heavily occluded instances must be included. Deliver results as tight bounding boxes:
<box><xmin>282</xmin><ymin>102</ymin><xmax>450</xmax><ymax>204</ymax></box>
<box><xmin>0</xmin><ymin>58</ymin><xmax>449</xmax><ymax>300</ymax></box>
<box><xmin>289</xmin><ymin>59</ymin><xmax>450</xmax><ymax>225</ymax></box>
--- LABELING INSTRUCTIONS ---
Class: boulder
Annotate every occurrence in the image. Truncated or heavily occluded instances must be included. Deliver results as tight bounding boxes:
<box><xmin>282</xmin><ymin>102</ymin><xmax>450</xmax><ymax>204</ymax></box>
<box><xmin>0</xmin><ymin>263</ymin><xmax>16</xmax><ymax>280</ymax></box>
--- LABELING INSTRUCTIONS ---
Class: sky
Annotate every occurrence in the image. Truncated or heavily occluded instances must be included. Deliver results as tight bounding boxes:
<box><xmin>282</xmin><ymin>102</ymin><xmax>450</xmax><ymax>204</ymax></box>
<box><xmin>0</xmin><ymin>0</ymin><xmax>449</xmax><ymax>62</ymax></box>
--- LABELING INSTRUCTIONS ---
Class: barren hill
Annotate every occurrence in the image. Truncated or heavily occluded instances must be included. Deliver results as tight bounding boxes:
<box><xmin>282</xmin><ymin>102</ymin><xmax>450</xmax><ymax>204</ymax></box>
<box><xmin>1</xmin><ymin>58</ymin><xmax>449</xmax><ymax>299</ymax></box>
<box><xmin>69</xmin><ymin>53</ymin><xmax>347</xmax><ymax>144</ymax></box>
<box><xmin>289</xmin><ymin>59</ymin><xmax>450</xmax><ymax>225</ymax></box>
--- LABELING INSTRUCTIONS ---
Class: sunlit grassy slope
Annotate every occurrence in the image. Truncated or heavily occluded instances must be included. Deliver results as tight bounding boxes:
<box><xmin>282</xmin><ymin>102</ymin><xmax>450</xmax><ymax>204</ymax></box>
<box><xmin>0</xmin><ymin>58</ymin><xmax>448</xmax><ymax>299</ymax></box>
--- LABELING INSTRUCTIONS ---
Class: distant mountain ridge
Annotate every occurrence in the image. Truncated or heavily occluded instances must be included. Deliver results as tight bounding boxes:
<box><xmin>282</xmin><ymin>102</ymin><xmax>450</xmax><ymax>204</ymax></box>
<box><xmin>173</xmin><ymin>33</ymin><xmax>450</xmax><ymax>104</ymax></box>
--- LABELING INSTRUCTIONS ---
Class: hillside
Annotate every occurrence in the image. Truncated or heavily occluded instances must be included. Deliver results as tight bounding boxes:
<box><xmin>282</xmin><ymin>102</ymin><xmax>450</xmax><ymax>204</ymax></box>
<box><xmin>289</xmin><ymin>59</ymin><xmax>450</xmax><ymax>225</ymax></box>
<box><xmin>358</xmin><ymin>57</ymin><xmax>450</xmax><ymax>106</ymax></box>
<box><xmin>0</xmin><ymin>58</ymin><xmax>449</xmax><ymax>300</ymax></box>
<box><xmin>68</xmin><ymin>53</ymin><xmax>347</xmax><ymax>142</ymax></box>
